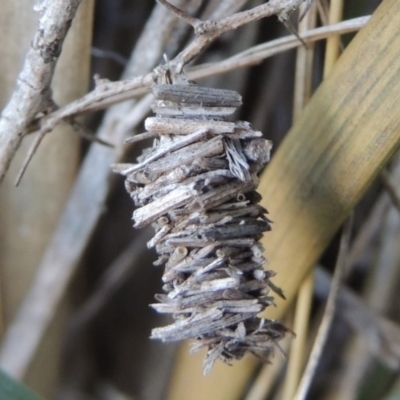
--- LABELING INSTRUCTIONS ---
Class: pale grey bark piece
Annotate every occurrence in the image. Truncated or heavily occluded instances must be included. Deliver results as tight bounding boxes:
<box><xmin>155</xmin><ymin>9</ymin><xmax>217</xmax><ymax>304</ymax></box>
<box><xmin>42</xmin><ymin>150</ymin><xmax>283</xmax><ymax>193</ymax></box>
<box><xmin>145</xmin><ymin>117</ymin><xmax>236</xmax><ymax>135</ymax></box>
<box><xmin>152</xmin><ymin>84</ymin><xmax>242</xmax><ymax>107</ymax></box>
<box><xmin>0</xmin><ymin>0</ymin><xmax>83</xmax><ymax>181</ymax></box>
<box><xmin>198</xmin><ymin>219</ymin><xmax>271</xmax><ymax>240</ymax></box>
<box><xmin>165</xmin><ymin>237</ymin><xmax>255</xmax><ymax>247</ymax></box>
<box><xmin>225</xmin><ymin>137</ymin><xmax>251</xmax><ymax>181</ymax></box>
<box><xmin>148</xmin><ymin>136</ymin><xmax>224</xmax><ymax>174</ymax></box>
<box><xmin>120</xmin><ymin>128</ymin><xmax>210</xmax><ymax>175</ymax></box>
<box><xmin>151</xmin><ymin>311</ymin><xmax>257</xmax><ymax>342</ymax></box>
<box><xmin>151</xmin><ymin>104</ymin><xmax>238</xmax><ymax>118</ymax></box>
<box><xmin>150</xmin><ymin>299</ymin><xmax>262</xmax><ymax>314</ymax></box>
<box><xmin>133</xmin><ymin>187</ymin><xmax>198</xmax><ymax>228</ymax></box>
<box><xmin>147</xmin><ymin>225</ymin><xmax>172</xmax><ymax>248</ymax></box>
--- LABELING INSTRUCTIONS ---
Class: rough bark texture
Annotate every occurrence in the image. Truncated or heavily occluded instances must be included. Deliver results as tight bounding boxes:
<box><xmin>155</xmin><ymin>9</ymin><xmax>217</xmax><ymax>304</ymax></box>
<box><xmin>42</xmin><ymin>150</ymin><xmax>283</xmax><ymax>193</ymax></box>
<box><xmin>0</xmin><ymin>0</ymin><xmax>82</xmax><ymax>182</ymax></box>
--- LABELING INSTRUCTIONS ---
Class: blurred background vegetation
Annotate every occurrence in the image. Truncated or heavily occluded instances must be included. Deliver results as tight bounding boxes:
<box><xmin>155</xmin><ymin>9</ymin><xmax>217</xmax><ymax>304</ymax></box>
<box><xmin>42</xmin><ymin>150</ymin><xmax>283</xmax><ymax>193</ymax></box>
<box><xmin>3</xmin><ymin>1</ymin><xmax>400</xmax><ymax>399</ymax></box>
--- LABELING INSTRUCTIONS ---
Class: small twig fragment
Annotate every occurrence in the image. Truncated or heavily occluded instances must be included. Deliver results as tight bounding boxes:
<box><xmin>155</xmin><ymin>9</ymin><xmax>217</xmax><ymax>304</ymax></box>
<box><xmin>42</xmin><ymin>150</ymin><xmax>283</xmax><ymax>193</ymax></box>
<box><xmin>156</xmin><ymin>0</ymin><xmax>201</xmax><ymax>28</ymax></box>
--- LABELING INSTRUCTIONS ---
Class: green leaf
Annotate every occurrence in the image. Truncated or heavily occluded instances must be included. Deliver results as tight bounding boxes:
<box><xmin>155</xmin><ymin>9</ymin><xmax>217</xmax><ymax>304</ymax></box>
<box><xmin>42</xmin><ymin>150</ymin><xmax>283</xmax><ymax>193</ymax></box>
<box><xmin>0</xmin><ymin>369</ymin><xmax>43</xmax><ymax>400</ymax></box>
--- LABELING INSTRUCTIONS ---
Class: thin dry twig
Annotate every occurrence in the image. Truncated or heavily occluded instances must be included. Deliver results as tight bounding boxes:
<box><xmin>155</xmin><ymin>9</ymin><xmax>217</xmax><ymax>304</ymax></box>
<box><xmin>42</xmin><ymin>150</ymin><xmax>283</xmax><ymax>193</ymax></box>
<box><xmin>283</xmin><ymin>2</ymin><xmax>317</xmax><ymax>398</ymax></box>
<box><xmin>337</xmin><ymin>158</ymin><xmax>400</xmax><ymax>398</ymax></box>
<box><xmin>15</xmin><ymin>119</ymin><xmax>114</xmax><ymax>186</ymax></box>
<box><xmin>37</xmin><ymin>0</ymin><xmax>305</xmax><ymax>132</ymax></box>
<box><xmin>381</xmin><ymin>169</ymin><xmax>400</xmax><ymax>214</ymax></box>
<box><xmin>244</xmin><ymin>334</ymin><xmax>292</xmax><ymax>400</ymax></box>
<box><xmin>323</xmin><ymin>0</ymin><xmax>344</xmax><ymax>78</ymax></box>
<box><xmin>69</xmin><ymin>233</ymin><xmax>151</xmax><ymax>330</ymax></box>
<box><xmin>315</xmin><ymin>267</ymin><xmax>400</xmax><ymax>369</ymax></box>
<box><xmin>169</xmin><ymin>0</ymin><xmax>305</xmax><ymax>67</ymax></box>
<box><xmin>14</xmin><ymin>0</ymin><xmax>307</xmax><ymax>183</ymax></box>
<box><xmin>294</xmin><ymin>216</ymin><xmax>353</xmax><ymax>400</ymax></box>
<box><xmin>156</xmin><ymin>0</ymin><xmax>201</xmax><ymax>28</ymax></box>
<box><xmin>0</xmin><ymin>0</ymin><xmax>82</xmax><ymax>183</ymax></box>
<box><xmin>346</xmin><ymin>157</ymin><xmax>400</xmax><ymax>274</ymax></box>
<box><xmin>35</xmin><ymin>16</ymin><xmax>368</xmax><ymax>136</ymax></box>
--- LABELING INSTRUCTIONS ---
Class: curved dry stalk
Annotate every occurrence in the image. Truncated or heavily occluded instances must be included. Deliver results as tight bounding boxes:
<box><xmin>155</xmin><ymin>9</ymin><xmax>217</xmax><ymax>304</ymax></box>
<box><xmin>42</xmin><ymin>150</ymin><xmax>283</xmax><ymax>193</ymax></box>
<box><xmin>189</xmin><ymin>16</ymin><xmax>368</xmax><ymax>80</ymax></box>
<box><xmin>293</xmin><ymin>217</ymin><xmax>353</xmax><ymax>400</ymax></box>
<box><xmin>168</xmin><ymin>0</ymin><xmax>305</xmax><ymax>68</ymax></box>
<box><xmin>244</xmin><ymin>334</ymin><xmax>291</xmax><ymax>400</ymax></box>
<box><xmin>282</xmin><ymin>3</ymin><xmax>317</xmax><ymax>398</ymax></box>
<box><xmin>316</xmin><ymin>268</ymin><xmax>400</xmax><ymax>370</ymax></box>
<box><xmin>323</xmin><ymin>0</ymin><xmax>344</xmax><ymax>77</ymax></box>
<box><xmin>381</xmin><ymin>169</ymin><xmax>400</xmax><ymax>214</ymax></box>
<box><xmin>335</xmin><ymin>155</ymin><xmax>400</xmax><ymax>399</ymax></box>
<box><xmin>0</xmin><ymin>0</ymin><xmax>82</xmax><ymax>183</ymax></box>
<box><xmin>286</xmin><ymin>1</ymin><xmax>344</xmax><ymax>397</ymax></box>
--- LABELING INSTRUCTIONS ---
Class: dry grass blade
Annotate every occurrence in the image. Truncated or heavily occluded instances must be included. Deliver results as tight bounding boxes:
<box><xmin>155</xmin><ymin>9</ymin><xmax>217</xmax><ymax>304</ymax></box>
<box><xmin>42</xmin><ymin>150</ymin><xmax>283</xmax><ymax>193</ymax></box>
<box><xmin>293</xmin><ymin>216</ymin><xmax>352</xmax><ymax>400</ymax></box>
<box><xmin>68</xmin><ymin>234</ymin><xmax>151</xmax><ymax>330</ymax></box>
<box><xmin>282</xmin><ymin>2</ymin><xmax>317</xmax><ymax>399</ymax></box>
<box><xmin>244</xmin><ymin>333</ymin><xmax>291</xmax><ymax>400</ymax></box>
<box><xmin>190</xmin><ymin>16</ymin><xmax>368</xmax><ymax>81</ymax></box>
<box><xmin>315</xmin><ymin>268</ymin><xmax>400</xmax><ymax>369</ymax></box>
<box><xmin>323</xmin><ymin>0</ymin><xmax>344</xmax><ymax>77</ymax></box>
<box><xmin>336</xmin><ymin>155</ymin><xmax>400</xmax><ymax>398</ymax></box>
<box><xmin>285</xmin><ymin>1</ymin><xmax>344</xmax><ymax>396</ymax></box>
<box><xmin>381</xmin><ymin>169</ymin><xmax>400</xmax><ymax>214</ymax></box>
<box><xmin>259</xmin><ymin>0</ymin><xmax>400</xmax><ymax>321</ymax></box>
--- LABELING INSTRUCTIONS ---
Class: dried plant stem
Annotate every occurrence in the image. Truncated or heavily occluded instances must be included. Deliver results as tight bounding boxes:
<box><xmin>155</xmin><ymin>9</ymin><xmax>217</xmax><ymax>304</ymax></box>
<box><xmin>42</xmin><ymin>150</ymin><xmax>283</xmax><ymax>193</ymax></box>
<box><xmin>315</xmin><ymin>267</ymin><xmax>400</xmax><ymax>369</ymax></box>
<box><xmin>346</xmin><ymin>195</ymin><xmax>391</xmax><ymax>274</ymax></box>
<box><xmin>292</xmin><ymin>2</ymin><xmax>317</xmax><ymax>118</ymax></box>
<box><xmin>68</xmin><ymin>233</ymin><xmax>151</xmax><ymax>330</ymax></box>
<box><xmin>293</xmin><ymin>217</ymin><xmax>353</xmax><ymax>400</ymax></box>
<box><xmin>287</xmin><ymin>2</ymin><xmax>344</xmax><ymax>397</ymax></box>
<box><xmin>381</xmin><ymin>168</ymin><xmax>400</xmax><ymax>214</ymax></box>
<box><xmin>190</xmin><ymin>16</ymin><xmax>368</xmax><ymax>81</ymax></box>
<box><xmin>0</xmin><ymin>0</ymin><xmax>82</xmax><ymax>183</ymax></box>
<box><xmin>156</xmin><ymin>0</ymin><xmax>201</xmax><ymax>28</ymax></box>
<box><xmin>282</xmin><ymin>3</ymin><xmax>317</xmax><ymax>398</ymax></box>
<box><xmin>36</xmin><ymin>15</ymin><xmax>368</xmax><ymax>131</ymax></box>
<box><xmin>170</xmin><ymin>0</ymin><xmax>305</xmax><ymax>67</ymax></box>
<box><xmin>323</xmin><ymin>0</ymin><xmax>344</xmax><ymax>78</ymax></box>
<box><xmin>244</xmin><ymin>333</ymin><xmax>292</xmax><ymax>400</ymax></box>
<box><xmin>335</xmin><ymin>155</ymin><xmax>400</xmax><ymax>399</ymax></box>
<box><xmin>283</xmin><ymin>271</ymin><xmax>315</xmax><ymax>399</ymax></box>
<box><xmin>316</xmin><ymin>0</ymin><xmax>330</xmax><ymax>26</ymax></box>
